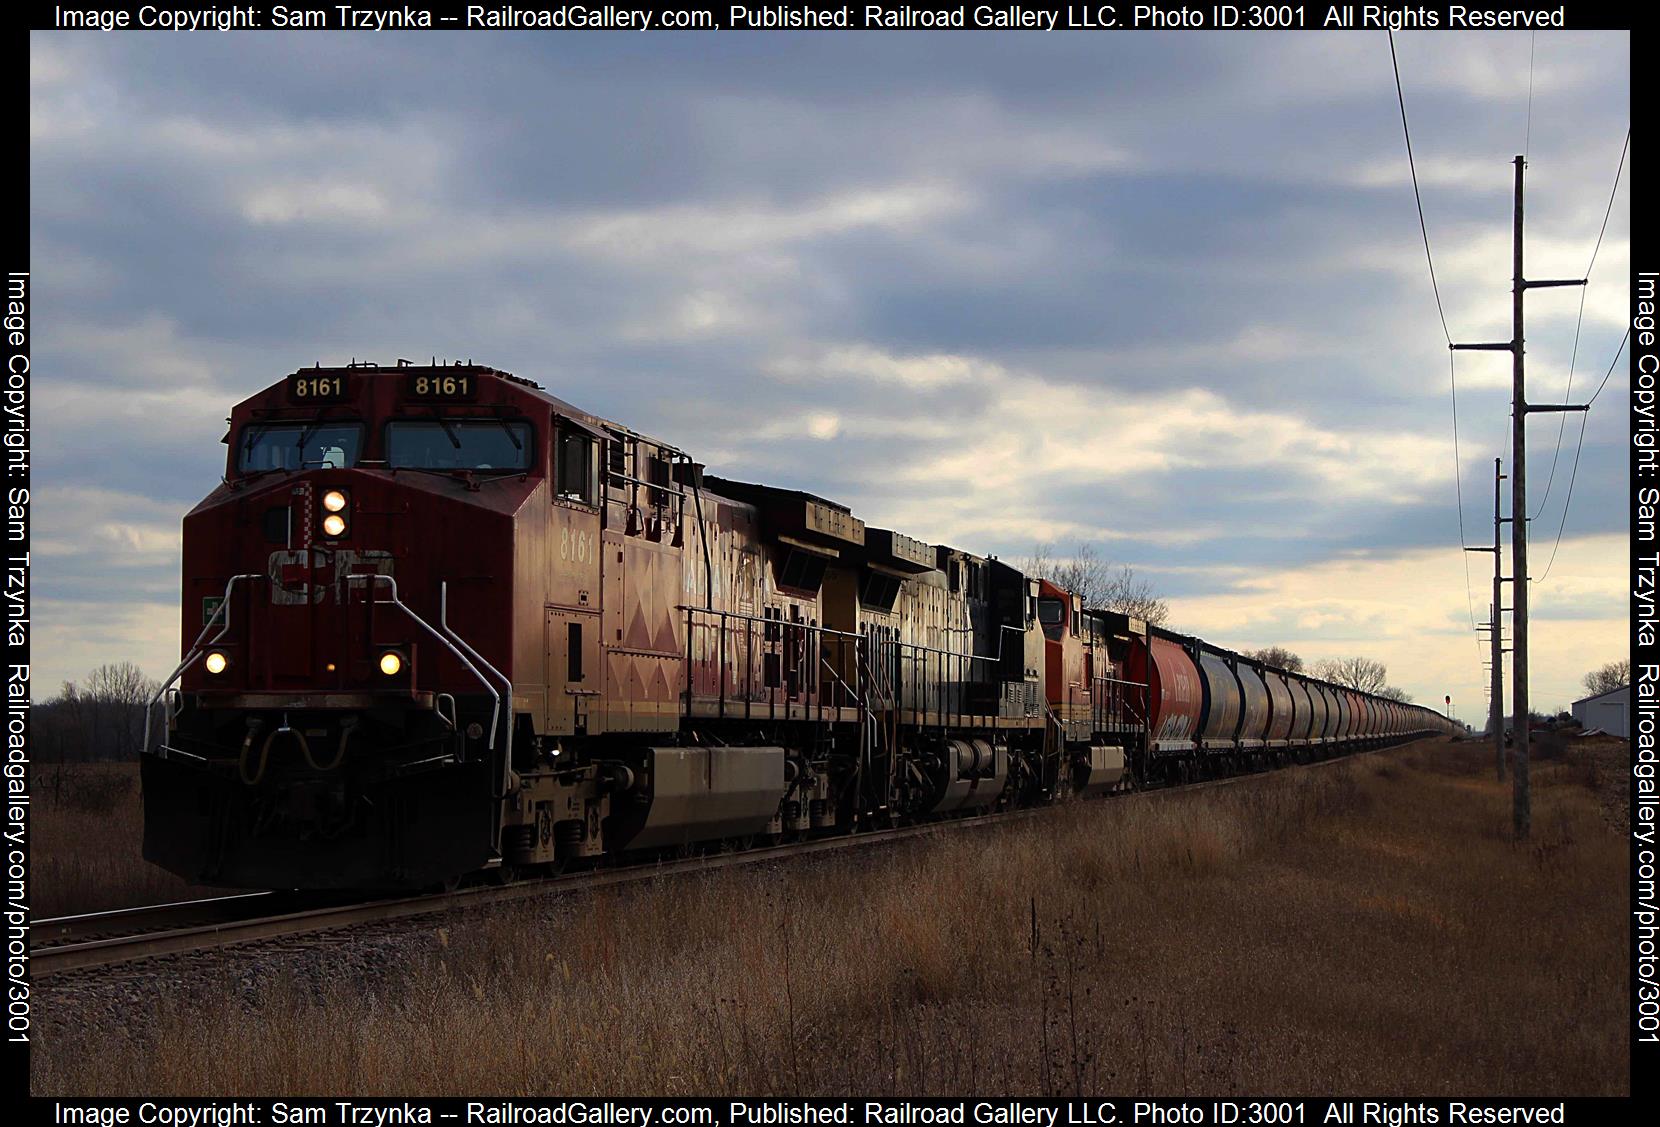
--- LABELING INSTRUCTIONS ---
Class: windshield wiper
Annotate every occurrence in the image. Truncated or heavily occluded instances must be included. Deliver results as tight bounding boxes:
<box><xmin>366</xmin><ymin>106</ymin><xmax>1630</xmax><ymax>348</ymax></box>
<box><xmin>494</xmin><ymin>417</ymin><xmax>523</xmax><ymax>451</ymax></box>
<box><xmin>422</xmin><ymin>409</ymin><xmax>462</xmax><ymax>450</ymax></box>
<box><xmin>237</xmin><ymin>429</ymin><xmax>285</xmax><ymax>479</ymax></box>
<box><xmin>294</xmin><ymin>412</ymin><xmax>329</xmax><ymax>452</ymax></box>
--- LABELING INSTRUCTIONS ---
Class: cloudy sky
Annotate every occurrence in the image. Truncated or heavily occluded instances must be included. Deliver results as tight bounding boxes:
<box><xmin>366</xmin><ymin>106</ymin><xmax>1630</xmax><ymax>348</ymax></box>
<box><xmin>31</xmin><ymin>29</ymin><xmax>1629</xmax><ymax>717</ymax></box>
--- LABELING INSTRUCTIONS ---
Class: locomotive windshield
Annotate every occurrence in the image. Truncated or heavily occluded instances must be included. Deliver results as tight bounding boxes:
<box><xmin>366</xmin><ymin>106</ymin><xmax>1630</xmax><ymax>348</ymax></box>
<box><xmin>386</xmin><ymin>420</ymin><xmax>533</xmax><ymax>472</ymax></box>
<box><xmin>238</xmin><ymin>421</ymin><xmax>363</xmax><ymax>473</ymax></box>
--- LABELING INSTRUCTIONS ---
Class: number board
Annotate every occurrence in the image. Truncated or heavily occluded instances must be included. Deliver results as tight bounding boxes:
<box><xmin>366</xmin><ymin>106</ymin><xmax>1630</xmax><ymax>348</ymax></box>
<box><xmin>289</xmin><ymin>373</ymin><xmax>351</xmax><ymax>402</ymax></box>
<box><xmin>408</xmin><ymin>373</ymin><xmax>477</xmax><ymax>400</ymax></box>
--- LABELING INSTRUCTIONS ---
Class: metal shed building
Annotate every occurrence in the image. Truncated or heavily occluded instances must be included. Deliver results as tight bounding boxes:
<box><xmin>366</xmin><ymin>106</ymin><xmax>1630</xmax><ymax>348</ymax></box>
<box><xmin>1571</xmin><ymin>684</ymin><xmax>1629</xmax><ymax>739</ymax></box>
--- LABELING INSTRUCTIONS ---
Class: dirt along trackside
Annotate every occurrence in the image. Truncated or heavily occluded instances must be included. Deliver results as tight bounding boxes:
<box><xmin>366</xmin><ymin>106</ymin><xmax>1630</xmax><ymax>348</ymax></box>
<box><xmin>31</xmin><ymin>736</ymin><xmax>1628</xmax><ymax>1096</ymax></box>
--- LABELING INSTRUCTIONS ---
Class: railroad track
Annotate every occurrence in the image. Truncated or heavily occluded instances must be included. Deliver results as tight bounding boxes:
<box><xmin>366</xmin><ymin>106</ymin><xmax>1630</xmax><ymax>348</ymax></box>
<box><xmin>38</xmin><ymin>891</ymin><xmax>275</xmax><ymax>948</ymax></box>
<box><xmin>31</xmin><ymin>740</ymin><xmax>1421</xmax><ymax>979</ymax></box>
<box><xmin>34</xmin><ymin>889</ymin><xmax>379</xmax><ymax>954</ymax></box>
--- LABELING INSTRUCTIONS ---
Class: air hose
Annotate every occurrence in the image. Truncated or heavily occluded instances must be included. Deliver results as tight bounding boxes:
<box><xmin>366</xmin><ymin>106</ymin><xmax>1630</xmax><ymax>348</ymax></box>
<box><xmin>239</xmin><ymin>715</ymin><xmax>359</xmax><ymax>785</ymax></box>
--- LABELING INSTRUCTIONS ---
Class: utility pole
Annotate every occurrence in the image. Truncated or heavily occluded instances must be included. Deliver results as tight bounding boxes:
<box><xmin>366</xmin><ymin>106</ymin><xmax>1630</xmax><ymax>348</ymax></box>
<box><xmin>1492</xmin><ymin>459</ymin><xmax>1506</xmax><ymax>783</ymax></box>
<box><xmin>1476</xmin><ymin>605</ymin><xmax>1513</xmax><ymax>775</ymax></box>
<box><xmin>1468</xmin><ymin>458</ymin><xmax>1508</xmax><ymax>781</ymax></box>
<box><xmin>1452</xmin><ymin>156</ymin><xmax>1587</xmax><ymax>840</ymax></box>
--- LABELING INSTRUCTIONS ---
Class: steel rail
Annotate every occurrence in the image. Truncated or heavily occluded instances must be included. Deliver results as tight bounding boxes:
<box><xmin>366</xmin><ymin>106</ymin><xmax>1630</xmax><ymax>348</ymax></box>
<box><xmin>37</xmin><ymin>891</ymin><xmax>278</xmax><ymax>948</ymax></box>
<box><xmin>31</xmin><ymin>737</ymin><xmax>1436</xmax><ymax>979</ymax></box>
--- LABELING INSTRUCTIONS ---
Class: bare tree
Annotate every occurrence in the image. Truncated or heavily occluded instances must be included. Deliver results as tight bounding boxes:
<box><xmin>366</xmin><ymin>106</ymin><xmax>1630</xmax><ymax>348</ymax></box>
<box><xmin>1582</xmin><ymin>659</ymin><xmax>1630</xmax><ymax>697</ymax></box>
<box><xmin>1312</xmin><ymin>656</ymin><xmax>1389</xmax><ymax>694</ymax></box>
<box><xmin>48</xmin><ymin>662</ymin><xmax>161</xmax><ymax>760</ymax></box>
<box><xmin>1098</xmin><ymin>562</ymin><xmax>1170</xmax><ymax>626</ymax></box>
<box><xmin>1023</xmin><ymin>541</ymin><xmax>1103</xmax><ymax>605</ymax></box>
<box><xmin>1244</xmin><ymin>646</ymin><xmax>1304</xmax><ymax>673</ymax></box>
<box><xmin>92</xmin><ymin>662</ymin><xmax>160</xmax><ymax>758</ymax></box>
<box><xmin>1022</xmin><ymin>541</ymin><xmax>1169</xmax><ymax>625</ymax></box>
<box><xmin>53</xmin><ymin>681</ymin><xmax>97</xmax><ymax>764</ymax></box>
<box><xmin>1378</xmin><ymin>686</ymin><xmax>1413</xmax><ymax>703</ymax></box>
<box><xmin>85</xmin><ymin>661</ymin><xmax>154</xmax><ymax>705</ymax></box>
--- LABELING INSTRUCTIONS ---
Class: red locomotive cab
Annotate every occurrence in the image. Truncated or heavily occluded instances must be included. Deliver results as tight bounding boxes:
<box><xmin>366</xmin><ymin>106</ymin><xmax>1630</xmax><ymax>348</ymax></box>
<box><xmin>179</xmin><ymin>367</ymin><xmax>543</xmax><ymax>704</ymax></box>
<box><xmin>1038</xmin><ymin>579</ymin><xmax>1119</xmax><ymax>744</ymax></box>
<box><xmin>1035</xmin><ymin>579</ymin><xmax>1077</xmax><ymax>709</ymax></box>
<box><xmin>151</xmin><ymin>363</ymin><xmax>563</xmax><ymax>889</ymax></box>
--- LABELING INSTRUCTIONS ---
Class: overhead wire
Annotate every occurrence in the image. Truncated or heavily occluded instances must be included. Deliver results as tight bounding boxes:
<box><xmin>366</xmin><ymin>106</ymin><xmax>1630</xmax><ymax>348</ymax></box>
<box><xmin>1586</xmin><ymin>328</ymin><xmax>1632</xmax><ymax>408</ymax></box>
<box><xmin>1532</xmin><ymin>128</ymin><xmax>1629</xmax><ymax>518</ymax></box>
<box><xmin>1535</xmin><ymin>329</ymin><xmax>1629</xmax><ymax>584</ymax></box>
<box><xmin>1386</xmin><ymin>30</ymin><xmax>1483</xmax><ymax>659</ymax></box>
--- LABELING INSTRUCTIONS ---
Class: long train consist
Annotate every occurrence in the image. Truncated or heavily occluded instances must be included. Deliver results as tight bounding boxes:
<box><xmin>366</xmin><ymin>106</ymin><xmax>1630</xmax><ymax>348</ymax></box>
<box><xmin>142</xmin><ymin>362</ymin><xmax>1460</xmax><ymax>889</ymax></box>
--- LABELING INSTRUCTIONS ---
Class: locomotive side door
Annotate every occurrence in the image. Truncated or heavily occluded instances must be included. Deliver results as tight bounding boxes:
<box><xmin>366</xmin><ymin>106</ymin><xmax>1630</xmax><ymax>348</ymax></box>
<box><xmin>545</xmin><ymin>607</ymin><xmax>601</xmax><ymax>735</ymax></box>
<box><xmin>544</xmin><ymin>416</ymin><xmax>604</xmax><ymax>736</ymax></box>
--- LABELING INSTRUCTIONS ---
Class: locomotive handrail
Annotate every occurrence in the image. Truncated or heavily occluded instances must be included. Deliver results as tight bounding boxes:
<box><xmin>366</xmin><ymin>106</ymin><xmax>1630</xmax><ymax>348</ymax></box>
<box><xmin>679</xmin><ymin>610</ymin><xmax>1060</xmax><ymax>725</ymax></box>
<box><xmin>345</xmin><ymin>575</ymin><xmax>510</xmax><ymax>790</ymax></box>
<box><xmin>680</xmin><ymin>605</ymin><xmax>868</xmax><ymax>722</ymax></box>
<box><xmin>142</xmin><ymin>573</ymin><xmax>264</xmax><ymax>758</ymax></box>
<box><xmin>433</xmin><ymin>581</ymin><xmax>510</xmax><ymax>753</ymax></box>
<box><xmin>818</xmin><ymin>654</ymin><xmax>863</xmax><ymax>711</ymax></box>
<box><xmin>436</xmin><ymin>580</ymin><xmax>517</xmax><ymax>798</ymax></box>
<box><xmin>879</xmin><ymin>639</ymin><xmax>1001</xmax><ymax>665</ymax></box>
<box><xmin>606</xmin><ymin>469</ymin><xmax>685</xmax><ymax>500</ymax></box>
<box><xmin>677</xmin><ymin>604</ymin><xmax>866</xmax><ymax>641</ymax></box>
<box><xmin>1093</xmin><ymin>674</ymin><xmax>1149</xmax><ymax>689</ymax></box>
<box><xmin>1087</xmin><ymin>673</ymin><xmax>1150</xmax><ymax>739</ymax></box>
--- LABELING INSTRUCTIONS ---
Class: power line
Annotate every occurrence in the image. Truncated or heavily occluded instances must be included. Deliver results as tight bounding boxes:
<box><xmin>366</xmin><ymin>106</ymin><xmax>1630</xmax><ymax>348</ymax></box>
<box><xmin>1446</xmin><ymin>351</ymin><xmax>1482</xmax><ymax>648</ymax></box>
<box><xmin>1586</xmin><ymin>326</ymin><xmax>1631</xmax><ymax>407</ymax></box>
<box><xmin>1388</xmin><ymin>31</ymin><xmax>1454</xmax><ymax>346</ymax></box>
<box><xmin>1386</xmin><ymin>30</ymin><xmax>1482</xmax><ymax>655</ymax></box>
<box><xmin>1536</xmin><ymin>328</ymin><xmax>1629</xmax><ymax>584</ymax></box>
<box><xmin>1533</xmin><ymin>128</ymin><xmax>1629</xmax><ymax>518</ymax></box>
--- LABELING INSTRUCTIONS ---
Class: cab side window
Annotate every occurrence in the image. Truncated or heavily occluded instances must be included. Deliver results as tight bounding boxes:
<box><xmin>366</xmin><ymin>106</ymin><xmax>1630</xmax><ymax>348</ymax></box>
<box><xmin>557</xmin><ymin>427</ymin><xmax>597</xmax><ymax>505</ymax></box>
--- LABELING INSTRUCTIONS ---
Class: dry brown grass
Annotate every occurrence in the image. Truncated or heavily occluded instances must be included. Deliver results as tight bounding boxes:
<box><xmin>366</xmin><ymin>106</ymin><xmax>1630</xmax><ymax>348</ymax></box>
<box><xmin>32</xmin><ymin>738</ymin><xmax>1628</xmax><ymax>1096</ymax></box>
<box><xmin>33</xmin><ymin>762</ymin><xmax>229</xmax><ymax>918</ymax></box>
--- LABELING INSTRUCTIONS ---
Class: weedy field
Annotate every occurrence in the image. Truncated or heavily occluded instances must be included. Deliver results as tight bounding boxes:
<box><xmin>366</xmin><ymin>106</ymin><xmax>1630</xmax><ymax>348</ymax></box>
<box><xmin>32</xmin><ymin>736</ymin><xmax>1629</xmax><ymax>1096</ymax></box>
<box><xmin>33</xmin><ymin>761</ymin><xmax>229</xmax><ymax>918</ymax></box>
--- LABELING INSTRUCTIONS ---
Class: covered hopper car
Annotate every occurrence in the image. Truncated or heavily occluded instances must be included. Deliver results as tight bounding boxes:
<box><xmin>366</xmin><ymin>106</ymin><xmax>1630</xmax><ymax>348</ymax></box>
<box><xmin>141</xmin><ymin>362</ymin><xmax>1460</xmax><ymax>890</ymax></box>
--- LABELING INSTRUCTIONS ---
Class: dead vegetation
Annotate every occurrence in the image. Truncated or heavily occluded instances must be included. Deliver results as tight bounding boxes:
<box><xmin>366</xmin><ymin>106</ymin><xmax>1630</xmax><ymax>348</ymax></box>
<box><xmin>32</xmin><ymin>739</ymin><xmax>1628</xmax><ymax>1095</ymax></box>
<box><xmin>33</xmin><ymin>762</ymin><xmax>230</xmax><ymax>918</ymax></box>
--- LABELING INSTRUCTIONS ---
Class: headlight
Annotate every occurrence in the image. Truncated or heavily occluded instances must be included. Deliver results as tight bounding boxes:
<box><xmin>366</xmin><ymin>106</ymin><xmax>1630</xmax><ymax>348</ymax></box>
<box><xmin>321</xmin><ymin>513</ymin><xmax>347</xmax><ymax>537</ymax></box>
<box><xmin>379</xmin><ymin>652</ymin><xmax>403</xmax><ymax>676</ymax></box>
<box><xmin>204</xmin><ymin>652</ymin><xmax>228</xmax><ymax>675</ymax></box>
<box><xmin>322</xmin><ymin>489</ymin><xmax>348</xmax><ymax>513</ymax></box>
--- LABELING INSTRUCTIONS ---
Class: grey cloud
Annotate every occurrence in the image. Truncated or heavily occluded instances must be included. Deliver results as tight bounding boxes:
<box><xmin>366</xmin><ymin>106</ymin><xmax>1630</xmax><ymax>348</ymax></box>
<box><xmin>29</xmin><ymin>29</ymin><xmax>1630</xmax><ymax>701</ymax></box>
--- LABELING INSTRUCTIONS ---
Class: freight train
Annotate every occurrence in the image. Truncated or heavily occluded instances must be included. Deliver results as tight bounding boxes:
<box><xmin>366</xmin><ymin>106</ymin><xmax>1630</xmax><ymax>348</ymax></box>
<box><xmin>141</xmin><ymin>362</ymin><xmax>1459</xmax><ymax>890</ymax></box>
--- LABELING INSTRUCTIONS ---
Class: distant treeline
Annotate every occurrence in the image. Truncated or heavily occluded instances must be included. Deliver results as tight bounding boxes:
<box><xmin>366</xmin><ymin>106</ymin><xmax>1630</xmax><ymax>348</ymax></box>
<box><xmin>31</xmin><ymin>662</ymin><xmax>159</xmax><ymax>763</ymax></box>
